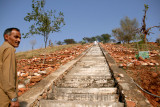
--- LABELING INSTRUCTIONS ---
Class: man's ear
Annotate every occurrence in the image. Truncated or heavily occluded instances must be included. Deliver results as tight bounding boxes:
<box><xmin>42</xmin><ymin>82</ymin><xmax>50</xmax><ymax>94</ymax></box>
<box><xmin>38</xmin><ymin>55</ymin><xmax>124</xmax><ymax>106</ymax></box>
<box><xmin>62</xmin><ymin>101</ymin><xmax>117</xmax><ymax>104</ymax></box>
<box><xmin>4</xmin><ymin>34</ymin><xmax>9</xmax><ymax>41</ymax></box>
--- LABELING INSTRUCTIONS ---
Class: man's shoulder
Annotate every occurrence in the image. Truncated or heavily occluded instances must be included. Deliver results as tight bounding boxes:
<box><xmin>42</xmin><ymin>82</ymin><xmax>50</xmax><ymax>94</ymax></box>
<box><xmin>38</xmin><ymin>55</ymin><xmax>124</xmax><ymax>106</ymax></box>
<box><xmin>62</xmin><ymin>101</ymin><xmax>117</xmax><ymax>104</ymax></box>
<box><xmin>0</xmin><ymin>42</ymin><xmax>15</xmax><ymax>53</ymax></box>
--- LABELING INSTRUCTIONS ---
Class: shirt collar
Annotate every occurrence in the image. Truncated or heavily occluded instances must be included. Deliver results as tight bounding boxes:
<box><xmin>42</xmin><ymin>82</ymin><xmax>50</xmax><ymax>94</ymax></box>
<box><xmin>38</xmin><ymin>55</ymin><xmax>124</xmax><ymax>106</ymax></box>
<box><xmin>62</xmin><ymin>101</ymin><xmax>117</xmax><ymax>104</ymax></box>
<box><xmin>3</xmin><ymin>41</ymin><xmax>16</xmax><ymax>52</ymax></box>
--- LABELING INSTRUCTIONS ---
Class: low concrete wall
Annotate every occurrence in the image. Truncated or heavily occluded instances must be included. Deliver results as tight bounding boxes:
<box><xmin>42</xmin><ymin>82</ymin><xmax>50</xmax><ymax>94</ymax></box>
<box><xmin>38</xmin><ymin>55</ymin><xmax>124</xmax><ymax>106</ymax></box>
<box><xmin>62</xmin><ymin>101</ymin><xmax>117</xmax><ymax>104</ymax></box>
<box><xmin>99</xmin><ymin>44</ymin><xmax>152</xmax><ymax>107</ymax></box>
<box><xmin>19</xmin><ymin>46</ymin><xmax>92</xmax><ymax>107</ymax></box>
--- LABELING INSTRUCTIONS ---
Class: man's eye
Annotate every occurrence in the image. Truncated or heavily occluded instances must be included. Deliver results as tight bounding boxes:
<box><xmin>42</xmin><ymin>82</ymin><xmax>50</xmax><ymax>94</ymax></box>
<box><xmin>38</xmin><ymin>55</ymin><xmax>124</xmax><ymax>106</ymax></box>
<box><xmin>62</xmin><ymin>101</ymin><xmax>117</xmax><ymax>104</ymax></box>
<box><xmin>15</xmin><ymin>36</ymin><xmax>21</xmax><ymax>39</ymax></box>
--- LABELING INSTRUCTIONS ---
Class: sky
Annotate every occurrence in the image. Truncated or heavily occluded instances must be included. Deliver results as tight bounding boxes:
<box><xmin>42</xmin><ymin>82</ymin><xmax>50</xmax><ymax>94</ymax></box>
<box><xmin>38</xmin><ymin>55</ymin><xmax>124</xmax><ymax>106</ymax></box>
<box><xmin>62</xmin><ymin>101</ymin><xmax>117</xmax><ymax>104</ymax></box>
<box><xmin>0</xmin><ymin>0</ymin><xmax>160</xmax><ymax>52</ymax></box>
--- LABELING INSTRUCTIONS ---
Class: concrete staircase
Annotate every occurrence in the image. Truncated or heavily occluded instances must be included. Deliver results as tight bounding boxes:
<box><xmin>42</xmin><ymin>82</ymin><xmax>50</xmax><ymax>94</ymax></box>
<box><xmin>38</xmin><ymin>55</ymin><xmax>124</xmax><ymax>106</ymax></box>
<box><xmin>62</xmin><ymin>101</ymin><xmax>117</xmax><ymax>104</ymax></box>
<box><xmin>40</xmin><ymin>45</ymin><xmax>124</xmax><ymax>107</ymax></box>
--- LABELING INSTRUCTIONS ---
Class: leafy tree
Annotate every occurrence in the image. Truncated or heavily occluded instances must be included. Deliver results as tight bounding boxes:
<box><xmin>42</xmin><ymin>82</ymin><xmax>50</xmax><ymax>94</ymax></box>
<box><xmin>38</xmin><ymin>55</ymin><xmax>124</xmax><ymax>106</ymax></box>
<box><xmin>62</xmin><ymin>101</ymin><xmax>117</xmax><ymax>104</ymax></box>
<box><xmin>24</xmin><ymin>0</ymin><xmax>65</xmax><ymax>48</ymax></box>
<box><xmin>156</xmin><ymin>38</ymin><xmax>160</xmax><ymax>45</ymax></box>
<box><xmin>110</xmin><ymin>39</ymin><xmax>116</xmax><ymax>43</ymax></box>
<box><xmin>83</xmin><ymin>37</ymin><xmax>92</xmax><ymax>43</ymax></box>
<box><xmin>91</xmin><ymin>37</ymin><xmax>96</xmax><ymax>42</ymax></box>
<box><xmin>101</xmin><ymin>34</ymin><xmax>111</xmax><ymax>43</ymax></box>
<box><xmin>112</xmin><ymin>16</ymin><xmax>139</xmax><ymax>43</ymax></box>
<box><xmin>79</xmin><ymin>40</ymin><xmax>86</xmax><ymax>45</ymax></box>
<box><xmin>56</xmin><ymin>41</ymin><xmax>63</xmax><ymax>45</ymax></box>
<box><xmin>112</xmin><ymin>28</ymin><xmax>125</xmax><ymax>43</ymax></box>
<box><xmin>95</xmin><ymin>36</ymin><xmax>103</xmax><ymax>42</ymax></box>
<box><xmin>140</xmin><ymin>4</ymin><xmax>160</xmax><ymax>43</ymax></box>
<box><xmin>64</xmin><ymin>39</ymin><xmax>76</xmax><ymax>44</ymax></box>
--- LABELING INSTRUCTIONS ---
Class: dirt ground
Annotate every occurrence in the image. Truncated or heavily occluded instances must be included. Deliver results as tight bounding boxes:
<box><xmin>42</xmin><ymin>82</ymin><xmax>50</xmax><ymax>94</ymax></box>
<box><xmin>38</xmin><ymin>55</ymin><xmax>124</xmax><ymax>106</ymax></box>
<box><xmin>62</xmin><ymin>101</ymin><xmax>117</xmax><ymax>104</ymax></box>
<box><xmin>101</xmin><ymin>43</ymin><xmax>160</xmax><ymax>107</ymax></box>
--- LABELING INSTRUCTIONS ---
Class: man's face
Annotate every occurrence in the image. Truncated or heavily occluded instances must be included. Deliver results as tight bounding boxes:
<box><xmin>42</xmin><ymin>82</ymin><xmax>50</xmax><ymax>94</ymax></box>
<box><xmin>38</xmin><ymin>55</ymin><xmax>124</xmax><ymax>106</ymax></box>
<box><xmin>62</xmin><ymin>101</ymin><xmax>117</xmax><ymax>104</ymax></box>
<box><xmin>5</xmin><ymin>29</ymin><xmax>21</xmax><ymax>48</ymax></box>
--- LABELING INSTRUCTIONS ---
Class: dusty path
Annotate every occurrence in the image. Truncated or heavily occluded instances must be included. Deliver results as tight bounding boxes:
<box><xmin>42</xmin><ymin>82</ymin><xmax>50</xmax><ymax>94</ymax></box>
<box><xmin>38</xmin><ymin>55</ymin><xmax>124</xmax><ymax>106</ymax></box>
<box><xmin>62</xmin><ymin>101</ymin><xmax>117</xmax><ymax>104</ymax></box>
<box><xmin>40</xmin><ymin>44</ymin><xmax>124</xmax><ymax>107</ymax></box>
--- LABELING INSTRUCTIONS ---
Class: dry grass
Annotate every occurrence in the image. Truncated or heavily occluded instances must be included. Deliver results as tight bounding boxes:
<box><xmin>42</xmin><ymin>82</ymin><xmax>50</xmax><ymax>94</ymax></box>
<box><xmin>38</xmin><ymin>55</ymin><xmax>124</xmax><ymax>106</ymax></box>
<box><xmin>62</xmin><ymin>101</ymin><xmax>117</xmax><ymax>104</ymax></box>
<box><xmin>16</xmin><ymin>44</ymin><xmax>79</xmax><ymax>60</ymax></box>
<box><xmin>121</xmin><ymin>42</ymin><xmax>160</xmax><ymax>52</ymax></box>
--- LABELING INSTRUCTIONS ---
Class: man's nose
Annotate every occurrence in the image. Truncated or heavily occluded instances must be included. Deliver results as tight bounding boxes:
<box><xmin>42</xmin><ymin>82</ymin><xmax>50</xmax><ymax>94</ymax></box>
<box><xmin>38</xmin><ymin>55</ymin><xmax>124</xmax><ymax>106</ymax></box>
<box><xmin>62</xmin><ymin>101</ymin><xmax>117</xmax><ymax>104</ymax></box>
<box><xmin>17</xmin><ymin>38</ymin><xmax>21</xmax><ymax>42</ymax></box>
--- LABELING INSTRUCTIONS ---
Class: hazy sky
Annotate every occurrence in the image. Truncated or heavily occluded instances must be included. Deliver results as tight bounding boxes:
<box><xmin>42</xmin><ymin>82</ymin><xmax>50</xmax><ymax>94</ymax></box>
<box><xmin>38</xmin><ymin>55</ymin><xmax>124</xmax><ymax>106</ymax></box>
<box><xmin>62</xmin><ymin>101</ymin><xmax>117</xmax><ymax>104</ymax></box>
<box><xmin>0</xmin><ymin>0</ymin><xmax>160</xmax><ymax>52</ymax></box>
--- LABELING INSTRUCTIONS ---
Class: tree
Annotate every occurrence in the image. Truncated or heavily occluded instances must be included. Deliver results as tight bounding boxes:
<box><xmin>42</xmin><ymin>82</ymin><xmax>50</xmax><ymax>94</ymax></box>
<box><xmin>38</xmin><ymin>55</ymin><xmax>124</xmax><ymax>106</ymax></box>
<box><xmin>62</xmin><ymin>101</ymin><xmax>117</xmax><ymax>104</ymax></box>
<box><xmin>112</xmin><ymin>16</ymin><xmax>139</xmax><ymax>43</ymax></box>
<box><xmin>112</xmin><ymin>28</ymin><xmax>125</xmax><ymax>43</ymax></box>
<box><xmin>56</xmin><ymin>41</ymin><xmax>63</xmax><ymax>45</ymax></box>
<box><xmin>64</xmin><ymin>39</ymin><xmax>76</xmax><ymax>44</ymax></box>
<box><xmin>95</xmin><ymin>35</ymin><xmax>103</xmax><ymax>42</ymax></box>
<box><xmin>83</xmin><ymin>37</ymin><xmax>92</xmax><ymax>43</ymax></box>
<box><xmin>49</xmin><ymin>39</ymin><xmax>53</xmax><ymax>47</ymax></box>
<box><xmin>91</xmin><ymin>37</ymin><xmax>96</xmax><ymax>42</ymax></box>
<box><xmin>24</xmin><ymin>0</ymin><xmax>65</xmax><ymax>48</ymax></box>
<box><xmin>101</xmin><ymin>34</ymin><xmax>111</xmax><ymax>43</ymax></box>
<box><xmin>140</xmin><ymin>4</ymin><xmax>160</xmax><ymax>43</ymax></box>
<box><xmin>30</xmin><ymin>39</ymin><xmax>37</xmax><ymax>50</ymax></box>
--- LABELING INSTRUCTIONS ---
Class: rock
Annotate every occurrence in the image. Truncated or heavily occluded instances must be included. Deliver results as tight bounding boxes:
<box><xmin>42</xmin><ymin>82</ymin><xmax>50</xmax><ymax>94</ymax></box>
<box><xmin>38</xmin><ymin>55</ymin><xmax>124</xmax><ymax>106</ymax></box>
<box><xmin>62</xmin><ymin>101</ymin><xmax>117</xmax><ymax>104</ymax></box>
<box><xmin>150</xmin><ymin>60</ymin><xmax>157</xmax><ymax>64</ymax></box>
<box><xmin>127</xmin><ymin>63</ymin><xmax>134</xmax><ymax>67</ymax></box>
<box><xmin>118</xmin><ymin>74</ymin><xmax>124</xmax><ymax>78</ymax></box>
<box><xmin>45</xmin><ymin>67</ymin><xmax>54</xmax><ymax>73</ymax></box>
<box><xmin>30</xmin><ymin>76</ymin><xmax>42</xmax><ymax>83</ymax></box>
<box><xmin>18</xmin><ymin>84</ymin><xmax>26</xmax><ymax>89</ymax></box>
<box><xmin>148</xmin><ymin>63</ymin><xmax>154</xmax><ymax>66</ymax></box>
<box><xmin>138</xmin><ymin>56</ymin><xmax>145</xmax><ymax>61</ymax></box>
<box><xmin>155</xmin><ymin>63</ymin><xmax>159</xmax><ymax>66</ymax></box>
<box><xmin>151</xmin><ymin>50</ymin><xmax>158</xmax><ymax>54</ymax></box>
<box><xmin>126</xmin><ymin>100</ymin><xmax>136</xmax><ymax>107</ymax></box>
<box><xmin>42</xmin><ymin>93</ymin><xmax>47</xmax><ymax>99</ymax></box>
<box><xmin>19</xmin><ymin>88</ymin><xmax>26</xmax><ymax>92</ymax></box>
<box><xmin>134</xmin><ymin>61</ymin><xmax>141</xmax><ymax>66</ymax></box>
<box><xmin>20</xmin><ymin>73</ymin><xmax>25</xmax><ymax>76</ymax></box>
<box><xmin>34</xmin><ymin>73</ymin><xmax>41</xmax><ymax>76</ymax></box>
<box><xmin>37</xmin><ymin>96</ymin><xmax>42</xmax><ymax>100</ymax></box>
<box><xmin>24</xmin><ymin>78</ymin><xmax>31</xmax><ymax>85</ymax></box>
<box><xmin>17</xmin><ymin>72</ymin><xmax>21</xmax><ymax>76</ymax></box>
<box><xmin>33</xmin><ymin>69</ymin><xmax>39</xmax><ymax>73</ymax></box>
<box><xmin>152</xmin><ymin>72</ymin><xmax>158</xmax><ymax>78</ymax></box>
<box><xmin>27</xmin><ymin>76</ymin><xmax>32</xmax><ymax>79</ymax></box>
<box><xmin>119</xmin><ymin>64</ymin><xmax>124</xmax><ymax>68</ymax></box>
<box><xmin>141</xmin><ymin>62</ymin><xmax>148</xmax><ymax>66</ymax></box>
<box><xmin>21</xmin><ymin>72</ymin><xmax>29</xmax><ymax>77</ymax></box>
<box><xmin>38</xmin><ymin>71</ymin><xmax>47</xmax><ymax>75</ymax></box>
<box><xmin>18</xmin><ymin>92</ymin><xmax>23</xmax><ymax>97</ymax></box>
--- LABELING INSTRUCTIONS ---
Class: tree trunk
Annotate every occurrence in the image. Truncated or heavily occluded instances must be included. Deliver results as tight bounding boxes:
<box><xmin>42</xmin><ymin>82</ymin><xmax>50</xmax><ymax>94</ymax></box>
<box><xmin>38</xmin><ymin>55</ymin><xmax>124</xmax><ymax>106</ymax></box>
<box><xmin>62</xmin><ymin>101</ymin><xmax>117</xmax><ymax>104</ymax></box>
<box><xmin>144</xmin><ymin>33</ymin><xmax>147</xmax><ymax>43</ymax></box>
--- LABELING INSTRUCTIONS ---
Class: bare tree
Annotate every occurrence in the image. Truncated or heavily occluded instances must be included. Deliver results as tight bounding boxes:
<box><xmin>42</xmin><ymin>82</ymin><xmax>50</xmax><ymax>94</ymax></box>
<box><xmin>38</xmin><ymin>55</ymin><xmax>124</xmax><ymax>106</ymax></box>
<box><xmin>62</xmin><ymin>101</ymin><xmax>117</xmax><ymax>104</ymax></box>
<box><xmin>140</xmin><ymin>4</ymin><xmax>160</xmax><ymax>43</ymax></box>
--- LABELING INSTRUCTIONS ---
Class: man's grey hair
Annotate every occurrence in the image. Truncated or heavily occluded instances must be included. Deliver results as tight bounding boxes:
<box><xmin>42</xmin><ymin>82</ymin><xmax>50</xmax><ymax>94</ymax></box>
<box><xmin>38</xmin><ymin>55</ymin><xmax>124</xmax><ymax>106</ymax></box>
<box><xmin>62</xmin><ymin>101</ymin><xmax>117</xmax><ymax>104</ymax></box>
<box><xmin>3</xmin><ymin>27</ymin><xmax>20</xmax><ymax>40</ymax></box>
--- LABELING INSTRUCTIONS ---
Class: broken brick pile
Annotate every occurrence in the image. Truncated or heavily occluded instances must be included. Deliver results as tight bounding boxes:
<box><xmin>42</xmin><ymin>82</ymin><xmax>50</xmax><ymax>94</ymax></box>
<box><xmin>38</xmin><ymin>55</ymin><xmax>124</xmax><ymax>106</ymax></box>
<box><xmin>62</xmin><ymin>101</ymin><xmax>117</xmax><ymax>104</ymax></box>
<box><xmin>101</xmin><ymin>43</ymin><xmax>160</xmax><ymax>107</ymax></box>
<box><xmin>101</xmin><ymin>43</ymin><xmax>159</xmax><ymax>67</ymax></box>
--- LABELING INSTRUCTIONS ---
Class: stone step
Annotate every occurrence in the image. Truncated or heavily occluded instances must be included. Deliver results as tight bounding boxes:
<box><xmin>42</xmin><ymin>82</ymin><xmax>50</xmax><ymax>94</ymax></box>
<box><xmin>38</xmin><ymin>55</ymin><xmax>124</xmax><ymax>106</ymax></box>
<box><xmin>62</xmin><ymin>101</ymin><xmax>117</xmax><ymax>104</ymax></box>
<box><xmin>40</xmin><ymin>100</ymin><xmax>124</xmax><ymax>107</ymax></box>
<box><xmin>71</xmin><ymin>66</ymin><xmax>109</xmax><ymax>71</ymax></box>
<box><xmin>58</xmin><ymin>76</ymin><xmax>113</xmax><ymax>84</ymax></box>
<box><xmin>67</xmin><ymin>70</ymin><xmax>111</xmax><ymax>76</ymax></box>
<box><xmin>81</xmin><ymin>56</ymin><xmax>105</xmax><ymax>58</ymax></box>
<box><xmin>52</xmin><ymin>93</ymin><xmax>119</xmax><ymax>102</ymax></box>
<box><xmin>63</xmin><ymin>75</ymin><xmax>112</xmax><ymax>80</ymax></box>
<box><xmin>53</xmin><ymin>88</ymin><xmax>117</xmax><ymax>94</ymax></box>
<box><xmin>81</xmin><ymin>65</ymin><xmax>109</xmax><ymax>68</ymax></box>
<box><xmin>75</xmin><ymin>62</ymin><xmax>107</xmax><ymax>67</ymax></box>
<box><xmin>79</xmin><ymin>60</ymin><xmax>106</xmax><ymax>63</ymax></box>
<box><xmin>85</xmin><ymin>53</ymin><xmax>103</xmax><ymax>56</ymax></box>
<box><xmin>76</xmin><ymin>61</ymin><xmax>107</xmax><ymax>66</ymax></box>
<box><xmin>56</xmin><ymin>79</ymin><xmax>114</xmax><ymax>88</ymax></box>
<box><xmin>80</xmin><ymin>57</ymin><xmax>106</xmax><ymax>61</ymax></box>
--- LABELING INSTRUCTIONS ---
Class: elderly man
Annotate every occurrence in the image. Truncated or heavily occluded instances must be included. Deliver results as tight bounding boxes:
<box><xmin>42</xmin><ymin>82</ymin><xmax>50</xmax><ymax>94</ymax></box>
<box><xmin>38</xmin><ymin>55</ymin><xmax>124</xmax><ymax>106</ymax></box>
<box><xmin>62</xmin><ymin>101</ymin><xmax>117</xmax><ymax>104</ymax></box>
<box><xmin>0</xmin><ymin>28</ymin><xmax>21</xmax><ymax>107</ymax></box>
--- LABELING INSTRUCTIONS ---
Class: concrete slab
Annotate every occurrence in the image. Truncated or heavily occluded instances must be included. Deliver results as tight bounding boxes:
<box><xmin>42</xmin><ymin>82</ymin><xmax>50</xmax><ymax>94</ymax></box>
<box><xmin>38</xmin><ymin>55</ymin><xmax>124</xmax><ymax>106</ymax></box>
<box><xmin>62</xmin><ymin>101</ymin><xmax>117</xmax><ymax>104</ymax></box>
<box><xmin>64</xmin><ymin>75</ymin><xmax>112</xmax><ymax>80</ymax></box>
<box><xmin>40</xmin><ymin>100</ymin><xmax>124</xmax><ymax>107</ymax></box>
<box><xmin>53</xmin><ymin>88</ymin><xmax>117</xmax><ymax>94</ymax></box>
<box><xmin>53</xmin><ymin>93</ymin><xmax>119</xmax><ymax>102</ymax></box>
<box><xmin>56</xmin><ymin>79</ymin><xmax>115</xmax><ymax>88</ymax></box>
